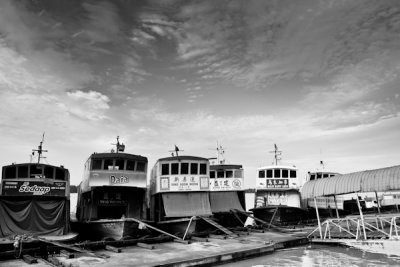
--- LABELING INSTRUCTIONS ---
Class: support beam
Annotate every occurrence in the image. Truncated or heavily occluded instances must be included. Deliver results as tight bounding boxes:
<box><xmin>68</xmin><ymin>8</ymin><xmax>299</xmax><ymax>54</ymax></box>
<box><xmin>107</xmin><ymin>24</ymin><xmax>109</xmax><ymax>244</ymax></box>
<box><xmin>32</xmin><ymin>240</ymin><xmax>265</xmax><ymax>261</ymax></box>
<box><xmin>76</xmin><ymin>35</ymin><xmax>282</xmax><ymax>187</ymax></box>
<box><xmin>356</xmin><ymin>194</ymin><xmax>367</xmax><ymax>240</ymax></box>
<box><xmin>374</xmin><ymin>191</ymin><xmax>381</xmax><ymax>214</ymax></box>
<box><xmin>314</xmin><ymin>197</ymin><xmax>323</xmax><ymax>239</ymax></box>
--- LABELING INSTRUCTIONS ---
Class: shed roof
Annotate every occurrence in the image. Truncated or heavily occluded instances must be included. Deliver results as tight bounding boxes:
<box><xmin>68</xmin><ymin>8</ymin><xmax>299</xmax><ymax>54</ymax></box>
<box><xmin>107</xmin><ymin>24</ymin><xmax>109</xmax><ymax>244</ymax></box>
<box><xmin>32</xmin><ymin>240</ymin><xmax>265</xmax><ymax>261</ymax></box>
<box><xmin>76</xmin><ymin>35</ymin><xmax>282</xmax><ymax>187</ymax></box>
<box><xmin>301</xmin><ymin>165</ymin><xmax>400</xmax><ymax>199</ymax></box>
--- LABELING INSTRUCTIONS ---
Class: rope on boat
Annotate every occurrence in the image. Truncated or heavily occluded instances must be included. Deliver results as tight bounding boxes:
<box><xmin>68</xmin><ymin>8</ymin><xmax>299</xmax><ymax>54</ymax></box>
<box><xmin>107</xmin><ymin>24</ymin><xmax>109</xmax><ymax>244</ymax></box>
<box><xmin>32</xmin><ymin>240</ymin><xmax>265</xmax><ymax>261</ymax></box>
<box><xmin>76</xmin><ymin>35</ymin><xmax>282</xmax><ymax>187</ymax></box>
<box><xmin>13</xmin><ymin>234</ymin><xmax>29</xmax><ymax>258</ymax></box>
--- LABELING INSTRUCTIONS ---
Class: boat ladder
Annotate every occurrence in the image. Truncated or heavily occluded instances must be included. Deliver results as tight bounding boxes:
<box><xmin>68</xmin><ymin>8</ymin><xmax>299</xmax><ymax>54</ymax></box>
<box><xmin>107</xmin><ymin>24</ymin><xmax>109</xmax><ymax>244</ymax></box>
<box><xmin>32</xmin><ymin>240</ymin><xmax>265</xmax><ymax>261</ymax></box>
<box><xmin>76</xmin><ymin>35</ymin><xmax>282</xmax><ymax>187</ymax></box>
<box><xmin>199</xmin><ymin>216</ymin><xmax>234</xmax><ymax>236</ymax></box>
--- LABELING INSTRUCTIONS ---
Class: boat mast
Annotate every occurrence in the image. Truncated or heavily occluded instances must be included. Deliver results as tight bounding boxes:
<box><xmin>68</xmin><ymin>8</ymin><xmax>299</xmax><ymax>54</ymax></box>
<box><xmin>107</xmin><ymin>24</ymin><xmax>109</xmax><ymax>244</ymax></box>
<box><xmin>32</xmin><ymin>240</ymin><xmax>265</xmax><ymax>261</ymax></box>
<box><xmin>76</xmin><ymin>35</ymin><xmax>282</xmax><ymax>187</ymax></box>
<box><xmin>269</xmin><ymin>144</ymin><xmax>282</xmax><ymax>165</ymax></box>
<box><xmin>112</xmin><ymin>136</ymin><xmax>125</xmax><ymax>153</ymax></box>
<box><xmin>169</xmin><ymin>145</ymin><xmax>183</xmax><ymax>157</ymax></box>
<box><xmin>32</xmin><ymin>133</ymin><xmax>47</xmax><ymax>164</ymax></box>
<box><xmin>216</xmin><ymin>142</ymin><xmax>226</xmax><ymax>164</ymax></box>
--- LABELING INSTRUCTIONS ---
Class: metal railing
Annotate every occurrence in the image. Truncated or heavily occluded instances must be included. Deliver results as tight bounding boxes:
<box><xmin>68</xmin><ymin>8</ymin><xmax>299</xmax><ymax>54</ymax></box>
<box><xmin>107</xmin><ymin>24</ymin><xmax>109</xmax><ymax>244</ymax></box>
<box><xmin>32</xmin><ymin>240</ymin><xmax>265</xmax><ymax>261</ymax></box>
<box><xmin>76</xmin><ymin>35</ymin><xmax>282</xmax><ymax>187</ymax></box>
<box><xmin>308</xmin><ymin>214</ymin><xmax>400</xmax><ymax>240</ymax></box>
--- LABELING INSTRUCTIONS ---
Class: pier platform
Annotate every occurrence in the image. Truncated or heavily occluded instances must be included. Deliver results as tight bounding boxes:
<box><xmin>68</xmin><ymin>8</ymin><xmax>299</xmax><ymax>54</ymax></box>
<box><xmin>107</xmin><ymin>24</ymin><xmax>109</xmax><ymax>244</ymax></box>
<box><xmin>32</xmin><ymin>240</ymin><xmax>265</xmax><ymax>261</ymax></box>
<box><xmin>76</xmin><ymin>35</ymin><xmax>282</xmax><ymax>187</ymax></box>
<box><xmin>0</xmin><ymin>231</ymin><xmax>308</xmax><ymax>267</ymax></box>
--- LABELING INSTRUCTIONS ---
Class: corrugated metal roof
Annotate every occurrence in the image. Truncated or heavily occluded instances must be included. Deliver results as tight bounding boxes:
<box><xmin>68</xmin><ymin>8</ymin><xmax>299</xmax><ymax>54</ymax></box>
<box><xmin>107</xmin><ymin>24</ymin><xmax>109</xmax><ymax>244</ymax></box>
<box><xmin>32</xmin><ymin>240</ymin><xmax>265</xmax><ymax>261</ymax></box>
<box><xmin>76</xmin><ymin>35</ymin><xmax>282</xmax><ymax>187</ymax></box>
<box><xmin>301</xmin><ymin>165</ymin><xmax>400</xmax><ymax>199</ymax></box>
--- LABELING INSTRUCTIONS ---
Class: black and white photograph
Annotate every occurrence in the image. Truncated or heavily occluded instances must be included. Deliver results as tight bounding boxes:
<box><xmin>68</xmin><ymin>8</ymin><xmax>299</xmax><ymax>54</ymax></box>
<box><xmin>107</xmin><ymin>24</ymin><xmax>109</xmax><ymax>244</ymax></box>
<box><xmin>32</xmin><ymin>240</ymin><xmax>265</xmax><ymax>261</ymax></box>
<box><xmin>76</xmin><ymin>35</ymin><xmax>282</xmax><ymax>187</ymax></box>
<box><xmin>1</xmin><ymin>0</ymin><xmax>400</xmax><ymax>266</ymax></box>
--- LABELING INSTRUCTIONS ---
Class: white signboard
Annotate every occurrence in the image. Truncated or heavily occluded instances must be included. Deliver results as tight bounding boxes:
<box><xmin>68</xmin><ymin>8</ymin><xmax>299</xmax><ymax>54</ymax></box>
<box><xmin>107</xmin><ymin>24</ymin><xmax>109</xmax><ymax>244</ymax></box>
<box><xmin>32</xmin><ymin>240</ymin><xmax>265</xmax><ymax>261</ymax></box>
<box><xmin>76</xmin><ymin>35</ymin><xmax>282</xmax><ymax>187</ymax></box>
<box><xmin>88</xmin><ymin>172</ymin><xmax>146</xmax><ymax>188</ymax></box>
<box><xmin>209</xmin><ymin>178</ymin><xmax>244</xmax><ymax>191</ymax></box>
<box><xmin>266</xmin><ymin>192</ymin><xmax>288</xmax><ymax>205</ymax></box>
<box><xmin>158</xmin><ymin>175</ymin><xmax>209</xmax><ymax>192</ymax></box>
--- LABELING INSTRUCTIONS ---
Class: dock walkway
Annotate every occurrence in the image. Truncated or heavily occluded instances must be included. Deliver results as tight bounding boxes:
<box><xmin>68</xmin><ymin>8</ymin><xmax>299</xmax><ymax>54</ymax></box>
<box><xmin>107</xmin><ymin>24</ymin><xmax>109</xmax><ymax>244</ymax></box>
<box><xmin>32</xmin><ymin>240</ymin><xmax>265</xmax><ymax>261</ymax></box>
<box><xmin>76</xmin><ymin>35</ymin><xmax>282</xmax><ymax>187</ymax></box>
<box><xmin>0</xmin><ymin>231</ymin><xmax>308</xmax><ymax>267</ymax></box>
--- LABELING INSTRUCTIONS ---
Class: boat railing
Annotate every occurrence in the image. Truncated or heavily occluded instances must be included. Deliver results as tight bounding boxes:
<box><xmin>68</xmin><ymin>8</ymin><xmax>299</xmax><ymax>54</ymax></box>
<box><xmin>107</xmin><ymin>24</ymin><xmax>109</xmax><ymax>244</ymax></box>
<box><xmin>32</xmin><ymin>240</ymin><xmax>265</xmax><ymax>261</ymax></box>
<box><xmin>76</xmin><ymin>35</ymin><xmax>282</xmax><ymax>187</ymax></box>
<box><xmin>308</xmin><ymin>214</ymin><xmax>400</xmax><ymax>241</ymax></box>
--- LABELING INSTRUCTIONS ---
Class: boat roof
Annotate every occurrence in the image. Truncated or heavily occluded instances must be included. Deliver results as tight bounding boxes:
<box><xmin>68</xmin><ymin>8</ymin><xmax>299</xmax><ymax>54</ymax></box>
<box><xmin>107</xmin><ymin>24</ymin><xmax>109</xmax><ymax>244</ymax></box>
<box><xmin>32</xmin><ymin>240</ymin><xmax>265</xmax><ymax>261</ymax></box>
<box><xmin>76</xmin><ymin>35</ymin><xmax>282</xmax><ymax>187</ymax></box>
<box><xmin>210</xmin><ymin>164</ymin><xmax>243</xmax><ymax>171</ymax></box>
<box><xmin>89</xmin><ymin>152</ymin><xmax>148</xmax><ymax>162</ymax></box>
<box><xmin>257</xmin><ymin>165</ymin><xmax>297</xmax><ymax>170</ymax></box>
<box><xmin>2</xmin><ymin>162</ymin><xmax>68</xmax><ymax>170</ymax></box>
<box><xmin>157</xmin><ymin>155</ymin><xmax>208</xmax><ymax>162</ymax></box>
<box><xmin>301</xmin><ymin>165</ymin><xmax>400</xmax><ymax>199</ymax></box>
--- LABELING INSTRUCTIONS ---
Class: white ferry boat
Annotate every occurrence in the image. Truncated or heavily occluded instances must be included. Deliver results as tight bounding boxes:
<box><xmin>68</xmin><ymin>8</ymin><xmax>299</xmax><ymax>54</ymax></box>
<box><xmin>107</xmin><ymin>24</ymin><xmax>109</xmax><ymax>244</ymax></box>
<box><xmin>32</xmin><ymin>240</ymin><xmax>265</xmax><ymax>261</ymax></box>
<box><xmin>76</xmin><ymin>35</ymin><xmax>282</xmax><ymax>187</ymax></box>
<box><xmin>149</xmin><ymin>146</ymin><xmax>213</xmax><ymax>236</ymax></box>
<box><xmin>251</xmin><ymin>144</ymin><xmax>307</xmax><ymax>225</ymax></box>
<box><xmin>208</xmin><ymin>144</ymin><xmax>247</xmax><ymax>227</ymax></box>
<box><xmin>74</xmin><ymin>137</ymin><xmax>150</xmax><ymax>240</ymax></box>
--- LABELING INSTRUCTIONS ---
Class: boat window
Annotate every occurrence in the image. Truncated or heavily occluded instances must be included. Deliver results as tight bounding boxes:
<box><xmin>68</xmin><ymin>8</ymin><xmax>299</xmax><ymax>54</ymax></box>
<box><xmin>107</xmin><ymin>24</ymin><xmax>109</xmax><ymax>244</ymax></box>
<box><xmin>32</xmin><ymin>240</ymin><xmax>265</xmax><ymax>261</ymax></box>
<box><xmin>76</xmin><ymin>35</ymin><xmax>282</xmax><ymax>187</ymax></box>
<box><xmin>171</xmin><ymin>163</ymin><xmax>179</xmax><ymax>175</ymax></box>
<box><xmin>290</xmin><ymin>170</ymin><xmax>296</xmax><ymax>178</ymax></box>
<box><xmin>282</xmin><ymin>169</ymin><xmax>289</xmax><ymax>178</ymax></box>
<box><xmin>104</xmin><ymin>159</ymin><xmax>113</xmax><ymax>170</ymax></box>
<box><xmin>226</xmin><ymin>170</ymin><xmax>233</xmax><ymax>178</ymax></box>
<box><xmin>274</xmin><ymin>169</ymin><xmax>280</xmax><ymax>178</ymax></box>
<box><xmin>234</xmin><ymin>170</ymin><xmax>243</xmax><ymax>178</ymax></box>
<box><xmin>115</xmin><ymin>159</ymin><xmax>125</xmax><ymax>170</ymax></box>
<box><xmin>259</xmin><ymin>170</ymin><xmax>265</xmax><ymax>178</ymax></box>
<box><xmin>310</xmin><ymin>174</ymin><xmax>316</xmax><ymax>180</ymax></box>
<box><xmin>161</xmin><ymin>164</ymin><xmax>169</xmax><ymax>175</ymax></box>
<box><xmin>92</xmin><ymin>159</ymin><xmax>102</xmax><ymax>170</ymax></box>
<box><xmin>181</xmin><ymin>163</ymin><xmax>189</xmax><ymax>174</ymax></box>
<box><xmin>190</xmin><ymin>163</ymin><xmax>198</xmax><ymax>175</ymax></box>
<box><xmin>199</xmin><ymin>163</ymin><xmax>207</xmax><ymax>175</ymax></box>
<box><xmin>44</xmin><ymin>166</ymin><xmax>54</xmax><ymax>179</ymax></box>
<box><xmin>266</xmin><ymin>169</ymin><xmax>273</xmax><ymax>178</ymax></box>
<box><xmin>210</xmin><ymin>171</ymin><xmax>215</xmax><ymax>178</ymax></box>
<box><xmin>4</xmin><ymin>166</ymin><xmax>16</xmax><ymax>179</ymax></box>
<box><xmin>126</xmin><ymin>160</ymin><xmax>135</xmax><ymax>171</ymax></box>
<box><xmin>323</xmin><ymin>174</ymin><xmax>329</xmax><ymax>178</ymax></box>
<box><xmin>217</xmin><ymin>171</ymin><xmax>224</xmax><ymax>178</ymax></box>
<box><xmin>136</xmin><ymin>161</ymin><xmax>146</xmax><ymax>172</ymax></box>
<box><xmin>31</xmin><ymin>165</ymin><xmax>43</xmax><ymax>177</ymax></box>
<box><xmin>56</xmin><ymin>168</ymin><xmax>65</xmax><ymax>180</ymax></box>
<box><xmin>317</xmin><ymin>173</ymin><xmax>322</xmax><ymax>179</ymax></box>
<box><xmin>18</xmin><ymin>166</ymin><xmax>28</xmax><ymax>178</ymax></box>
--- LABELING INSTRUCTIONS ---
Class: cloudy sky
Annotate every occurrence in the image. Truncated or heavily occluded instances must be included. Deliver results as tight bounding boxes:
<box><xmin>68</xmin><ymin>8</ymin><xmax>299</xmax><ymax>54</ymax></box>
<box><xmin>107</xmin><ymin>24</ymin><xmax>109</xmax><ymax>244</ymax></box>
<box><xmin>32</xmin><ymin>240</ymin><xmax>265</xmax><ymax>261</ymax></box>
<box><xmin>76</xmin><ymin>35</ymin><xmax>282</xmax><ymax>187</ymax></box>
<box><xmin>1</xmin><ymin>0</ymin><xmax>399</xmax><ymax>187</ymax></box>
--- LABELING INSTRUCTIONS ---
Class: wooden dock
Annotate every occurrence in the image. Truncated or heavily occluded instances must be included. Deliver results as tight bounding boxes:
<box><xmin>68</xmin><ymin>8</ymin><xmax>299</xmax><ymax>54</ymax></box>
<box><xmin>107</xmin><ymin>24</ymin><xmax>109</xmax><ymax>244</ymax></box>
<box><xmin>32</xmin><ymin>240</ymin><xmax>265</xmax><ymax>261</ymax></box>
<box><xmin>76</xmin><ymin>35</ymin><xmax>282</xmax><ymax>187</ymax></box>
<box><xmin>0</xmin><ymin>231</ymin><xmax>308</xmax><ymax>267</ymax></box>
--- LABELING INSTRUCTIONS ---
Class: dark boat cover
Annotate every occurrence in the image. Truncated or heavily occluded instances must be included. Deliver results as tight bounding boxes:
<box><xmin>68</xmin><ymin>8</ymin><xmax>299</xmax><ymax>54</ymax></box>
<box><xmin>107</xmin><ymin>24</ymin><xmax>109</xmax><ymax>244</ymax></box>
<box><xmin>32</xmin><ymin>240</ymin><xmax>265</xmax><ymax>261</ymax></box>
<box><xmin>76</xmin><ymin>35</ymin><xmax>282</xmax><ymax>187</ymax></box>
<box><xmin>0</xmin><ymin>198</ymin><xmax>66</xmax><ymax>237</ymax></box>
<box><xmin>209</xmin><ymin>192</ymin><xmax>244</xmax><ymax>213</ymax></box>
<box><xmin>162</xmin><ymin>192</ymin><xmax>212</xmax><ymax>217</ymax></box>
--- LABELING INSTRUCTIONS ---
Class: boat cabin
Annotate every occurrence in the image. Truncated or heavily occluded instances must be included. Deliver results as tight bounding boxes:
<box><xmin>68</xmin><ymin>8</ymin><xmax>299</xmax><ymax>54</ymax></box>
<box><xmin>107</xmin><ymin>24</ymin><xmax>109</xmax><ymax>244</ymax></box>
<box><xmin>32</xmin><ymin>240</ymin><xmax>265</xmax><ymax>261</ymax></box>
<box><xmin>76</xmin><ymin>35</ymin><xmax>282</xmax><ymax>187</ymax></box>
<box><xmin>255</xmin><ymin>165</ymin><xmax>301</xmax><ymax>208</ymax></box>
<box><xmin>308</xmin><ymin>171</ymin><xmax>340</xmax><ymax>181</ymax></box>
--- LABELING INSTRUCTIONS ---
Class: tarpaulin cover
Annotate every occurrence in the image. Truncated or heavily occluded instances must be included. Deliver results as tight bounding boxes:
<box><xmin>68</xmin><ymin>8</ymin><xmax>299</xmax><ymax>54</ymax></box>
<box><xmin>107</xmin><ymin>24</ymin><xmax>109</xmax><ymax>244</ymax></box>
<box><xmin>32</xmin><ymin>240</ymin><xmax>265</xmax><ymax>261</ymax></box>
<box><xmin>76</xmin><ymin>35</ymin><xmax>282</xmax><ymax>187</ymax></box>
<box><xmin>0</xmin><ymin>198</ymin><xmax>66</xmax><ymax>237</ymax></box>
<box><xmin>209</xmin><ymin>192</ymin><xmax>244</xmax><ymax>213</ymax></box>
<box><xmin>162</xmin><ymin>192</ymin><xmax>212</xmax><ymax>217</ymax></box>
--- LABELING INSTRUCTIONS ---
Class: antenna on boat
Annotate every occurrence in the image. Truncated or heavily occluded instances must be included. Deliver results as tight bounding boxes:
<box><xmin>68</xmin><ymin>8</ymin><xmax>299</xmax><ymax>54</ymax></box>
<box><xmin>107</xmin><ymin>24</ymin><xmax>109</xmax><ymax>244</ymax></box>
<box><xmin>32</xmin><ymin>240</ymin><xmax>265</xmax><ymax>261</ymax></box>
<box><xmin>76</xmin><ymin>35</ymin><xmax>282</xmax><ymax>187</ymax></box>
<box><xmin>269</xmin><ymin>144</ymin><xmax>281</xmax><ymax>165</ymax></box>
<box><xmin>32</xmin><ymin>132</ymin><xmax>47</xmax><ymax>164</ymax></box>
<box><xmin>112</xmin><ymin>136</ymin><xmax>125</xmax><ymax>153</ymax></box>
<box><xmin>208</xmin><ymin>141</ymin><xmax>227</xmax><ymax>165</ymax></box>
<box><xmin>169</xmin><ymin>145</ymin><xmax>183</xmax><ymax>157</ymax></box>
<box><xmin>216</xmin><ymin>141</ymin><xmax>226</xmax><ymax>164</ymax></box>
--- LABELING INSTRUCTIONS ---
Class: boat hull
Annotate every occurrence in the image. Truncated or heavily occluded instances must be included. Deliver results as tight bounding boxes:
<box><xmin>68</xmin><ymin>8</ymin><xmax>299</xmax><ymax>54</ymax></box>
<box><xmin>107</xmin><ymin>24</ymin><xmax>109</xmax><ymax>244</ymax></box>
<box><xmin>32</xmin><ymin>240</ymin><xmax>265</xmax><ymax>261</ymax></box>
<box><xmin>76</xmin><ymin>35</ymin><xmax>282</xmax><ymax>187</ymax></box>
<box><xmin>212</xmin><ymin>212</ymin><xmax>249</xmax><ymax>228</ymax></box>
<box><xmin>71</xmin><ymin>218</ymin><xmax>151</xmax><ymax>241</ymax></box>
<box><xmin>155</xmin><ymin>218</ymin><xmax>212</xmax><ymax>236</ymax></box>
<box><xmin>251</xmin><ymin>206</ymin><xmax>308</xmax><ymax>225</ymax></box>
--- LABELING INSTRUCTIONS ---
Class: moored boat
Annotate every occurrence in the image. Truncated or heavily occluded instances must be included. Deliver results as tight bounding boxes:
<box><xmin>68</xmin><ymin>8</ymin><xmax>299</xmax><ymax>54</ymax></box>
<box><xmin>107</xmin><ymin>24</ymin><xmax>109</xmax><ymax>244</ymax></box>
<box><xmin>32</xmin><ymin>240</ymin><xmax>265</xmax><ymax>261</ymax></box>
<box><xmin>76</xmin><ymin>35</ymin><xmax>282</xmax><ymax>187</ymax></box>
<box><xmin>251</xmin><ymin>144</ymin><xmax>307</xmax><ymax>226</ymax></box>
<box><xmin>208</xmin><ymin>144</ymin><xmax>248</xmax><ymax>227</ymax></box>
<box><xmin>0</xmin><ymin>136</ymin><xmax>76</xmax><ymax>242</ymax></box>
<box><xmin>149</xmin><ymin>147</ymin><xmax>214</xmax><ymax>236</ymax></box>
<box><xmin>74</xmin><ymin>137</ymin><xmax>150</xmax><ymax>240</ymax></box>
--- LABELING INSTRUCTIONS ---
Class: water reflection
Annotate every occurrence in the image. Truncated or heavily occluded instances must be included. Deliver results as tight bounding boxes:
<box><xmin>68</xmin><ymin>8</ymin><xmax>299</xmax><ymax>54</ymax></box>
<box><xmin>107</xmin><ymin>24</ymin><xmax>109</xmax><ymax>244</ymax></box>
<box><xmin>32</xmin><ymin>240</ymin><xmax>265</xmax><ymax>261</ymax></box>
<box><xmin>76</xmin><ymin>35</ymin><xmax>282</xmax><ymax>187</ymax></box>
<box><xmin>225</xmin><ymin>244</ymin><xmax>400</xmax><ymax>267</ymax></box>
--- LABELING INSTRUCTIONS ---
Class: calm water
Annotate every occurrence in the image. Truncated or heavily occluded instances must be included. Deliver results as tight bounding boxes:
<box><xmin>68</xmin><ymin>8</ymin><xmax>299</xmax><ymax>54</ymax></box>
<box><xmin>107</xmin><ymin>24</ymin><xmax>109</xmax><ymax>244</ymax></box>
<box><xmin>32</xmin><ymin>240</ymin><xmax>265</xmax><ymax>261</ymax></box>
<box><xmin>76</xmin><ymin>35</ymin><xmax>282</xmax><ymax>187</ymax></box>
<box><xmin>224</xmin><ymin>244</ymin><xmax>400</xmax><ymax>267</ymax></box>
